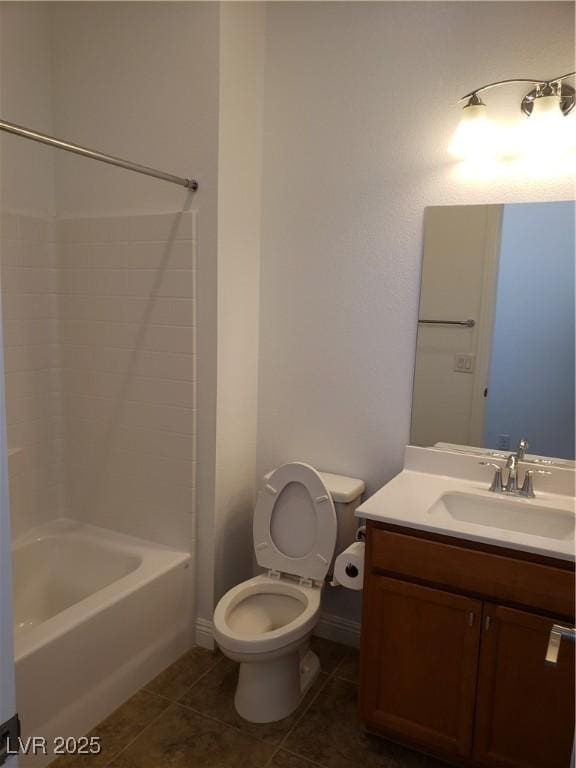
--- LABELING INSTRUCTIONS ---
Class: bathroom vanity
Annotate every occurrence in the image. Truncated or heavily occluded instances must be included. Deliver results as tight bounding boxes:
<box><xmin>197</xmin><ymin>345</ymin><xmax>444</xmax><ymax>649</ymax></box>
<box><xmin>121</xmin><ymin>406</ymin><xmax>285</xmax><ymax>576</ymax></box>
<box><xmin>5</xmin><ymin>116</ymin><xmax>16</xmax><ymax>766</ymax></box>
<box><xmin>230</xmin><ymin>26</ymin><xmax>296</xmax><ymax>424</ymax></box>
<box><xmin>357</xmin><ymin>447</ymin><xmax>575</xmax><ymax>768</ymax></box>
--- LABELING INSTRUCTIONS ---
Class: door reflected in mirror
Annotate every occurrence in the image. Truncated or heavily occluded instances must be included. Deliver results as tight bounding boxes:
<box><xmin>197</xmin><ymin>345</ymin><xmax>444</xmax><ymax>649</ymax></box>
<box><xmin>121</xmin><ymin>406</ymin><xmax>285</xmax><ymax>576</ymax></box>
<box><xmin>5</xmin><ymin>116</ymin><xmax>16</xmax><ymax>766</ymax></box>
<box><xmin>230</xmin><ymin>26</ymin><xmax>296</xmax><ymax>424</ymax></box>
<box><xmin>411</xmin><ymin>201</ymin><xmax>575</xmax><ymax>460</ymax></box>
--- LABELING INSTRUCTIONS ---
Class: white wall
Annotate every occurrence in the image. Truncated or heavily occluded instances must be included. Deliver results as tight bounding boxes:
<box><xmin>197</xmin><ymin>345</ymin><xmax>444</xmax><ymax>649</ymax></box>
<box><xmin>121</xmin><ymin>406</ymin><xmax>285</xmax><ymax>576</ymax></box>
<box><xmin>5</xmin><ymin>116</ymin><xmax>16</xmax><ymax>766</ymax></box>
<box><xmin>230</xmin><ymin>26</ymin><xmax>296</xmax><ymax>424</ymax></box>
<box><xmin>257</xmin><ymin>1</ymin><xmax>575</xmax><ymax>624</ymax></box>
<box><xmin>52</xmin><ymin>2</ymin><xmax>219</xmax><ymax>220</ymax></box>
<box><xmin>485</xmin><ymin>201</ymin><xmax>575</xmax><ymax>459</ymax></box>
<box><xmin>0</xmin><ymin>2</ymin><xmax>55</xmax><ymax>217</ymax></box>
<box><xmin>199</xmin><ymin>3</ymin><xmax>266</xmax><ymax>633</ymax></box>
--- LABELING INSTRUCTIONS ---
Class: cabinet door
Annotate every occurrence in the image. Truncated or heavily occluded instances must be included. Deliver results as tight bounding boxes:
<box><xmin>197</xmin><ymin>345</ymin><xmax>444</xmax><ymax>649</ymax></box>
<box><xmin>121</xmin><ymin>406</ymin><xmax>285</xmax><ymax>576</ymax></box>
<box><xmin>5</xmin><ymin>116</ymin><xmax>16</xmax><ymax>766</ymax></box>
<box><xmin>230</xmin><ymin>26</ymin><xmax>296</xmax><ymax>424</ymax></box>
<box><xmin>474</xmin><ymin>604</ymin><xmax>575</xmax><ymax>768</ymax></box>
<box><xmin>360</xmin><ymin>576</ymin><xmax>482</xmax><ymax>758</ymax></box>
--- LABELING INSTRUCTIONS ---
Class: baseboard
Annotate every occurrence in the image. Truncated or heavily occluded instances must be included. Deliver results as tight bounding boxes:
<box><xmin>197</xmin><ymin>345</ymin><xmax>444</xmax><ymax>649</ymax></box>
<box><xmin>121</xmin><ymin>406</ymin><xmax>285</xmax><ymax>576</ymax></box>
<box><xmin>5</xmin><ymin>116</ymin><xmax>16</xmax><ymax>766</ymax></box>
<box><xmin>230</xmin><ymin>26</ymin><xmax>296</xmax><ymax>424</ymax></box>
<box><xmin>195</xmin><ymin>612</ymin><xmax>361</xmax><ymax>651</ymax></box>
<box><xmin>313</xmin><ymin>612</ymin><xmax>361</xmax><ymax>648</ymax></box>
<box><xmin>195</xmin><ymin>617</ymin><xmax>215</xmax><ymax>650</ymax></box>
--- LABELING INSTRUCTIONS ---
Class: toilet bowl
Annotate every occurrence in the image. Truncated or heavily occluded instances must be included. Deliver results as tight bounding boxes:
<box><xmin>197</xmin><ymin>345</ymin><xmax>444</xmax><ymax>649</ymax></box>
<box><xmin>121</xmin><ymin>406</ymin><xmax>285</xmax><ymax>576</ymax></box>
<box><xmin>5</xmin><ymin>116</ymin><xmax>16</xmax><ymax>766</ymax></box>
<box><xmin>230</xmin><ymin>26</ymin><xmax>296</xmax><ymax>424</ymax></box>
<box><xmin>213</xmin><ymin>574</ymin><xmax>322</xmax><ymax>722</ymax></box>
<box><xmin>213</xmin><ymin>462</ymin><xmax>365</xmax><ymax>723</ymax></box>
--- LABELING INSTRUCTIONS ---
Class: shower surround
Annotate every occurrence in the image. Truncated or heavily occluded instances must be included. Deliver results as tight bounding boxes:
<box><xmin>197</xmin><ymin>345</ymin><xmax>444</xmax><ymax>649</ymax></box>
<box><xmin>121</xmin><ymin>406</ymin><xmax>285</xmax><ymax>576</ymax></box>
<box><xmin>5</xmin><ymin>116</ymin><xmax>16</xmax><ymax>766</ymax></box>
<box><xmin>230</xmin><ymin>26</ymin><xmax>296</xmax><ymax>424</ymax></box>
<box><xmin>1</xmin><ymin>210</ymin><xmax>197</xmax><ymax>762</ymax></box>
<box><xmin>1</xmin><ymin>212</ymin><xmax>62</xmax><ymax>538</ymax></box>
<box><xmin>58</xmin><ymin>211</ymin><xmax>196</xmax><ymax>549</ymax></box>
<box><xmin>3</xmin><ymin>210</ymin><xmax>197</xmax><ymax>550</ymax></box>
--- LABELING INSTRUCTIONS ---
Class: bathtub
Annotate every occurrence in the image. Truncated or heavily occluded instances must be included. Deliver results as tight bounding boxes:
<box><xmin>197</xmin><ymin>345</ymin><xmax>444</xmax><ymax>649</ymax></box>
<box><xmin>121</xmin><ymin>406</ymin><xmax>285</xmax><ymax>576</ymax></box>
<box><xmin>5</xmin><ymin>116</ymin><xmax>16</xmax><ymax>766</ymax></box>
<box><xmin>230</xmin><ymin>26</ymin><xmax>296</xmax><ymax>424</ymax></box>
<box><xmin>13</xmin><ymin>519</ymin><xmax>192</xmax><ymax>767</ymax></box>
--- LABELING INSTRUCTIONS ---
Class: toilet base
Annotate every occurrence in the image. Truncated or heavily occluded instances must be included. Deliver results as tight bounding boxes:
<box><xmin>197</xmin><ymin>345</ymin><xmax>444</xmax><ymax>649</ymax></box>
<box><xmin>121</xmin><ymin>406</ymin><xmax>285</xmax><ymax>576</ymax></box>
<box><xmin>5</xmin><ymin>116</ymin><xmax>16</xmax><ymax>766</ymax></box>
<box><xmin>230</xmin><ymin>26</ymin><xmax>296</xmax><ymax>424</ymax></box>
<box><xmin>234</xmin><ymin>648</ymin><xmax>320</xmax><ymax>723</ymax></box>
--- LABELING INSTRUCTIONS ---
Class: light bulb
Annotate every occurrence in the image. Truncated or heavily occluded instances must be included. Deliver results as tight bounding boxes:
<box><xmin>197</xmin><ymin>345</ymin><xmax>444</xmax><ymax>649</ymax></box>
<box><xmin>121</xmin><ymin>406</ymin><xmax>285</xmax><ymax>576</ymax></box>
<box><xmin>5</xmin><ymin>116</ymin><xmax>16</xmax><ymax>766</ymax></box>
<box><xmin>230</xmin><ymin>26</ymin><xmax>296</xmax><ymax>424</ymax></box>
<box><xmin>520</xmin><ymin>90</ymin><xmax>574</xmax><ymax>154</ymax></box>
<box><xmin>448</xmin><ymin>98</ymin><xmax>498</xmax><ymax>160</ymax></box>
<box><xmin>531</xmin><ymin>92</ymin><xmax>562</xmax><ymax>119</ymax></box>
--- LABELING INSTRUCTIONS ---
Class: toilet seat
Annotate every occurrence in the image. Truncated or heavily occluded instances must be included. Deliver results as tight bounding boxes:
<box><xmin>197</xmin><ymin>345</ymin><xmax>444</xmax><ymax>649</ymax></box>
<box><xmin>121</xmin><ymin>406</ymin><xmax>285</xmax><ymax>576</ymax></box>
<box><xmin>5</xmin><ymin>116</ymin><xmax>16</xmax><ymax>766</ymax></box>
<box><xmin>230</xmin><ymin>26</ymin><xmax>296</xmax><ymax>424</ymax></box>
<box><xmin>213</xmin><ymin>574</ymin><xmax>321</xmax><ymax>655</ymax></box>
<box><xmin>253</xmin><ymin>462</ymin><xmax>337</xmax><ymax>583</ymax></box>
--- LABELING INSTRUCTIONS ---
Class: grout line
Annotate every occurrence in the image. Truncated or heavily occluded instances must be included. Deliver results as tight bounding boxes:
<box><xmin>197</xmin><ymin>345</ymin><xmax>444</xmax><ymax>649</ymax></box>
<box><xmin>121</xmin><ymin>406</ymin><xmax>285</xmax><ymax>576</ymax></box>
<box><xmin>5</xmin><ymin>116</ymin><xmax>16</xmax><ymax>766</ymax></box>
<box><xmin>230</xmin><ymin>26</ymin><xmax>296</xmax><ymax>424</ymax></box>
<box><xmin>172</xmin><ymin>699</ymin><xmax>258</xmax><ymax>734</ymax></box>
<box><xmin>56</xmin><ymin>239</ymin><xmax>196</xmax><ymax>246</ymax></box>
<box><xmin>145</xmin><ymin>655</ymin><xmax>224</xmax><ymax>705</ymax></box>
<box><xmin>331</xmin><ymin>649</ymin><xmax>359</xmax><ymax>684</ymax></box>
<box><xmin>65</xmin><ymin>419</ymin><xmax>195</xmax><ymax>440</ymax></box>
<box><xmin>62</xmin><ymin>369</ymin><xmax>195</xmax><ymax>386</ymax></box>
<box><xmin>149</xmin><ymin>654</ymin><xmax>334</xmax><ymax>763</ymax></box>
<box><xmin>262</xmin><ymin>665</ymin><xmax>337</xmax><ymax>768</ymax></box>
<box><xmin>57</xmin><ymin>392</ymin><xmax>196</xmax><ymax>411</ymax></box>
<box><xmin>61</xmin><ymin>348</ymin><xmax>197</xmax><ymax>358</ymax></box>
<box><xmin>103</xmin><ymin>654</ymin><xmax>223</xmax><ymax>767</ymax></box>
<box><xmin>95</xmin><ymin>645</ymin><xmax>347</xmax><ymax>768</ymax></box>
<box><xmin>59</xmin><ymin>313</ymin><xmax>193</xmax><ymax>323</ymax></box>
<box><xmin>274</xmin><ymin>748</ymin><xmax>328</xmax><ymax>767</ymax></box>
<box><xmin>102</xmin><ymin>702</ymin><xmax>172</xmax><ymax>768</ymax></box>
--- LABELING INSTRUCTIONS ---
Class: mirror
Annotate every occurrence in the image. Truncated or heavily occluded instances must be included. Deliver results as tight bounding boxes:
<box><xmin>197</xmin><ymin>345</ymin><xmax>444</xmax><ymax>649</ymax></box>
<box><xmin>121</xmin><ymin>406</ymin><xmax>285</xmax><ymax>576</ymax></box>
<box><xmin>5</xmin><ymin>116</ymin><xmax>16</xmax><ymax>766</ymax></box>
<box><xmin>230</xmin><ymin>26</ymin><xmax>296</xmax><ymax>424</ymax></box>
<box><xmin>411</xmin><ymin>201</ymin><xmax>575</xmax><ymax>461</ymax></box>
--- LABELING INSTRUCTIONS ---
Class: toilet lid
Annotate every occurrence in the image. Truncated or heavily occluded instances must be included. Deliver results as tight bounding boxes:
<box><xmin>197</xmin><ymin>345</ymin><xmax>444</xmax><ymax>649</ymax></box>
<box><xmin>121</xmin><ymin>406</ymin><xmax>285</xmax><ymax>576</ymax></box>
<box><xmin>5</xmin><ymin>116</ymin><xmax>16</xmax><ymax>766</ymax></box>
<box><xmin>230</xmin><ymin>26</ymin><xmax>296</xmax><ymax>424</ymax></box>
<box><xmin>253</xmin><ymin>462</ymin><xmax>337</xmax><ymax>582</ymax></box>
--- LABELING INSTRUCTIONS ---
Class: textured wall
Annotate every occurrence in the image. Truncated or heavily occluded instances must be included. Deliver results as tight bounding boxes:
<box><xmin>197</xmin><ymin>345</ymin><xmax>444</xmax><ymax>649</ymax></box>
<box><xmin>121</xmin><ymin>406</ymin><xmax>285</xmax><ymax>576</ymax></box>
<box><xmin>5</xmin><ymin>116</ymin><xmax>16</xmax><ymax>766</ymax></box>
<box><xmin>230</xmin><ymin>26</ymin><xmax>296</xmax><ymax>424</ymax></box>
<box><xmin>257</xmin><ymin>1</ymin><xmax>575</xmax><ymax>623</ymax></box>
<box><xmin>0</xmin><ymin>2</ymin><xmax>55</xmax><ymax>217</ymax></box>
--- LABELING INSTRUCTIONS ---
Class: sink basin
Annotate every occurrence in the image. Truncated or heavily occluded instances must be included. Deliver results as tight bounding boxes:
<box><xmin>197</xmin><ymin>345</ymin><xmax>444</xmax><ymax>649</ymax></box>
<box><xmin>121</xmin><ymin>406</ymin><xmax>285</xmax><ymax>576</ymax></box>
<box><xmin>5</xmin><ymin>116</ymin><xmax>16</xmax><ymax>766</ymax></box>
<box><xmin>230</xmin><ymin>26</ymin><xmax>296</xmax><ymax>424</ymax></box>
<box><xmin>428</xmin><ymin>492</ymin><xmax>575</xmax><ymax>540</ymax></box>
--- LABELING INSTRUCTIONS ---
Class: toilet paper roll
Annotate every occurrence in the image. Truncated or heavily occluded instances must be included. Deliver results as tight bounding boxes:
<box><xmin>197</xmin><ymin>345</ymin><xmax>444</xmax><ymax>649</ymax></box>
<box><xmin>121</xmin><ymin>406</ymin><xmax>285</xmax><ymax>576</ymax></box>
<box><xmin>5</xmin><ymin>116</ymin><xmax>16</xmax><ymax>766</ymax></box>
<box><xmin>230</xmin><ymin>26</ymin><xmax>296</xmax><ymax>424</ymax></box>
<box><xmin>332</xmin><ymin>542</ymin><xmax>365</xmax><ymax>590</ymax></box>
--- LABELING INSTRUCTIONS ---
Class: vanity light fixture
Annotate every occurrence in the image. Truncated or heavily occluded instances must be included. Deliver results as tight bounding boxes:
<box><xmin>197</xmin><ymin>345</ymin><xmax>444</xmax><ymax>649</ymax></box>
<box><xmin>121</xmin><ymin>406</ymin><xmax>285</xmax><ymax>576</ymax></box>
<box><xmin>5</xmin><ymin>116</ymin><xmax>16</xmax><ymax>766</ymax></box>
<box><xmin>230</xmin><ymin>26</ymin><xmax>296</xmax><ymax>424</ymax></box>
<box><xmin>449</xmin><ymin>71</ymin><xmax>575</xmax><ymax>160</ymax></box>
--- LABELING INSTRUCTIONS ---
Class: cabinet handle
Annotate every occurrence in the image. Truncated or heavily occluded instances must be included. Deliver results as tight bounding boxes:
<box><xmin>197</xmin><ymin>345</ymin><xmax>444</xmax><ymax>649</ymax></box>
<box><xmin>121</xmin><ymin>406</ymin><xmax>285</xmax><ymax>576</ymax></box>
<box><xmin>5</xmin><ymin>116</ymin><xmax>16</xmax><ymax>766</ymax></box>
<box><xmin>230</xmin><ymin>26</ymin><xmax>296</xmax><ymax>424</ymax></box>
<box><xmin>484</xmin><ymin>616</ymin><xmax>491</xmax><ymax>631</ymax></box>
<box><xmin>468</xmin><ymin>612</ymin><xmax>475</xmax><ymax>626</ymax></box>
<box><xmin>545</xmin><ymin>624</ymin><xmax>576</xmax><ymax>666</ymax></box>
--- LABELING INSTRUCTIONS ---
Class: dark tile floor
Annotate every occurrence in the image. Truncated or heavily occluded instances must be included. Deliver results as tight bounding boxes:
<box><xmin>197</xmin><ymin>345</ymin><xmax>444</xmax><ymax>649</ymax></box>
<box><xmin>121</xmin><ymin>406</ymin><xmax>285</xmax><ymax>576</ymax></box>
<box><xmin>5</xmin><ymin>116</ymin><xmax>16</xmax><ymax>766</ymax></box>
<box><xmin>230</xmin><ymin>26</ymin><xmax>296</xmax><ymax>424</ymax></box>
<box><xmin>52</xmin><ymin>638</ymin><xmax>449</xmax><ymax>768</ymax></box>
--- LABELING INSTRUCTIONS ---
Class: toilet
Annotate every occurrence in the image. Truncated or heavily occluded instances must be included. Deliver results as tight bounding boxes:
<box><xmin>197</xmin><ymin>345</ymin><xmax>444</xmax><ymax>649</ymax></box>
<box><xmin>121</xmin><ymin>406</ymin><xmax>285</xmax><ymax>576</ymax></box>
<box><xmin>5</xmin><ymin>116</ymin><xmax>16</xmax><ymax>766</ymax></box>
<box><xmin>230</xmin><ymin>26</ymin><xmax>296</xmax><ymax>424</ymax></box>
<box><xmin>213</xmin><ymin>462</ymin><xmax>365</xmax><ymax>723</ymax></box>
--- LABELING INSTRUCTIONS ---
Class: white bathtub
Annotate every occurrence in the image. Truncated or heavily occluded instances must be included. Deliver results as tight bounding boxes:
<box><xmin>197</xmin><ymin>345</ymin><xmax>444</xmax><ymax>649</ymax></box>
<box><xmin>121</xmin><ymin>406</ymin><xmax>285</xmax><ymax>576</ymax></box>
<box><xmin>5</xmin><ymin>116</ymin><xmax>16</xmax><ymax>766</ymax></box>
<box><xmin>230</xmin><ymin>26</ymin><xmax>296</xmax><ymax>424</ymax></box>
<box><xmin>13</xmin><ymin>519</ymin><xmax>192</xmax><ymax>767</ymax></box>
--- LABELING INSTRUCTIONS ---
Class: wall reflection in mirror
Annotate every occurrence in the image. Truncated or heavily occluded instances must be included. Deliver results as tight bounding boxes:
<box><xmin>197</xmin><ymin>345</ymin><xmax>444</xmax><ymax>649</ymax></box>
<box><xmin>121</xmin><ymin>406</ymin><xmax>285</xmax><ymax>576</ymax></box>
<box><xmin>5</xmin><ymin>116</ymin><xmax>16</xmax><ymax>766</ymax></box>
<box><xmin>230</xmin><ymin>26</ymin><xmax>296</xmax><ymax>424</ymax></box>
<box><xmin>411</xmin><ymin>201</ymin><xmax>575</xmax><ymax>460</ymax></box>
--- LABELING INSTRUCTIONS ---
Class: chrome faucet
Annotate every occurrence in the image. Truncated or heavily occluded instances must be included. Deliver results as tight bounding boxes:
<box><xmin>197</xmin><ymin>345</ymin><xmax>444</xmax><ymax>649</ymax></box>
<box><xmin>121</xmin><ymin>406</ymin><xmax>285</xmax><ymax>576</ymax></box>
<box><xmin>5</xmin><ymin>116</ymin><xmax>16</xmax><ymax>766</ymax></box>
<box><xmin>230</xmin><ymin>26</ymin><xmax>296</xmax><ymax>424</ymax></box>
<box><xmin>479</xmin><ymin>438</ymin><xmax>551</xmax><ymax>497</ymax></box>
<box><xmin>516</xmin><ymin>437</ymin><xmax>529</xmax><ymax>461</ymax></box>
<box><xmin>505</xmin><ymin>453</ymin><xmax>519</xmax><ymax>493</ymax></box>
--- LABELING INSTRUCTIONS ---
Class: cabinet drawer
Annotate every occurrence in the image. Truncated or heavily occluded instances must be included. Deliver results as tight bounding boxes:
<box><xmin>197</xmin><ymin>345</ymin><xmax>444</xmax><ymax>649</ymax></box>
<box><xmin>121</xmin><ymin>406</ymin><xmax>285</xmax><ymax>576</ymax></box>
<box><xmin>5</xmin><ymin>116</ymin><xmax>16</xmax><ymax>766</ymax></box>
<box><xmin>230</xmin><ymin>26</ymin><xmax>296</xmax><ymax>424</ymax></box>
<box><xmin>368</xmin><ymin>525</ymin><xmax>575</xmax><ymax>618</ymax></box>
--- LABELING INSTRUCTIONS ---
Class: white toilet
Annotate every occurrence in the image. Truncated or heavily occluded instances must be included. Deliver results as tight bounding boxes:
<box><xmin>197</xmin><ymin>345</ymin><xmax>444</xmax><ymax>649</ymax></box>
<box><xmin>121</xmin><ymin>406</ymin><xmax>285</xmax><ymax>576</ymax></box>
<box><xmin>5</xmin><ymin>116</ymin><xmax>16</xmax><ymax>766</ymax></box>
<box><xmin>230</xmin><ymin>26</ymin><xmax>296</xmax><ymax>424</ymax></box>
<box><xmin>213</xmin><ymin>461</ymin><xmax>364</xmax><ymax>723</ymax></box>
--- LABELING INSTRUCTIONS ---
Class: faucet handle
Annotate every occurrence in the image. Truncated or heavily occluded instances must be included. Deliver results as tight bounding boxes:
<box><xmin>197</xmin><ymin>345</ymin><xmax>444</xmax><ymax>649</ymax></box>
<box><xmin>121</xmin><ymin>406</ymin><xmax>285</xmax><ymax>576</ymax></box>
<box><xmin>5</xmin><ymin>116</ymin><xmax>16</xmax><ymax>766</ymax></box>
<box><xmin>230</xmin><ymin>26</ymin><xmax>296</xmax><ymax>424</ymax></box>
<box><xmin>521</xmin><ymin>470</ymin><xmax>535</xmax><ymax>498</ymax></box>
<box><xmin>478</xmin><ymin>461</ymin><xmax>504</xmax><ymax>493</ymax></box>
<box><xmin>520</xmin><ymin>469</ymin><xmax>552</xmax><ymax>498</ymax></box>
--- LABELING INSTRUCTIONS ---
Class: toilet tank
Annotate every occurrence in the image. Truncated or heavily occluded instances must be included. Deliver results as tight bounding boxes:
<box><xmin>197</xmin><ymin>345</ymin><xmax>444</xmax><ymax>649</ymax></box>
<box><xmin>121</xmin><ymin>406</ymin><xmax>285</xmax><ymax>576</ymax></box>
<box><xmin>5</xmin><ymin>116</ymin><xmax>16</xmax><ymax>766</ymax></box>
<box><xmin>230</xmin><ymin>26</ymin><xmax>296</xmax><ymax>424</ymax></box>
<box><xmin>317</xmin><ymin>471</ymin><xmax>365</xmax><ymax>567</ymax></box>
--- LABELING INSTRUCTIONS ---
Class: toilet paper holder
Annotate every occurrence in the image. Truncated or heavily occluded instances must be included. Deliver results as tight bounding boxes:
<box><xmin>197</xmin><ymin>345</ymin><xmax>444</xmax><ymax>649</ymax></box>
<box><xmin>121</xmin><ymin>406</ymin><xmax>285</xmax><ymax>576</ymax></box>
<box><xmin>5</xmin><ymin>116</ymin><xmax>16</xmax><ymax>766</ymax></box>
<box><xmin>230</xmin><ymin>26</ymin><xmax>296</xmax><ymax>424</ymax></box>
<box><xmin>355</xmin><ymin>524</ymin><xmax>366</xmax><ymax>542</ymax></box>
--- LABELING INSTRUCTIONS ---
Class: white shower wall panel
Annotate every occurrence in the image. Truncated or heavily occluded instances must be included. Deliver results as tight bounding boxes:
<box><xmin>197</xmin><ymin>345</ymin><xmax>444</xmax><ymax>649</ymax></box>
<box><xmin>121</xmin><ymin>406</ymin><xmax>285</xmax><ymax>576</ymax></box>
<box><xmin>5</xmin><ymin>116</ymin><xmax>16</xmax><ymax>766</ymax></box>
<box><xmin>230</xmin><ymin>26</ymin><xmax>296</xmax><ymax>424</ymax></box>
<box><xmin>0</xmin><ymin>212</ymin><xmax>65</xmax><ymax>537</ymax></box>
<box><xmin>58</xmin><ymin>211</ymin><xmax>197</xmax><ymax>551</ymax></box>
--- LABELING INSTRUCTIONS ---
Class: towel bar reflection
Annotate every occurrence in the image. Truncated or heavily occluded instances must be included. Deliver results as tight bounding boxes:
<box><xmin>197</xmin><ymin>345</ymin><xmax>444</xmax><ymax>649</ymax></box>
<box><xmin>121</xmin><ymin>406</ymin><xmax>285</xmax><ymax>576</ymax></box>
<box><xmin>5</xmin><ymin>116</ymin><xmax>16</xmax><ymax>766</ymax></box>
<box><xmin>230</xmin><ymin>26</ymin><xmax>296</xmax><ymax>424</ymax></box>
<box><xmin>418</xmin><ymin>319</ymin><xmax>476</xmax><ymax>328</ymax></box>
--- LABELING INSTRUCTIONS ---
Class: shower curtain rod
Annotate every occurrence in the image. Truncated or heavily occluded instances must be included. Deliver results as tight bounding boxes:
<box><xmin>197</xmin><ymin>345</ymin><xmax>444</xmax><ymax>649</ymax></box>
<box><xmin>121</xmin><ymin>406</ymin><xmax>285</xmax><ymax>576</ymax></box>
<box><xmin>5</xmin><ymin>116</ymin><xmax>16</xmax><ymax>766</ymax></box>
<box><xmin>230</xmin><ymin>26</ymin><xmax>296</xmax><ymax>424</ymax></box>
<box><xmin>0</xmin><ymin>118</ymin><xmax>199</xmax><ymax>191</ymax></box>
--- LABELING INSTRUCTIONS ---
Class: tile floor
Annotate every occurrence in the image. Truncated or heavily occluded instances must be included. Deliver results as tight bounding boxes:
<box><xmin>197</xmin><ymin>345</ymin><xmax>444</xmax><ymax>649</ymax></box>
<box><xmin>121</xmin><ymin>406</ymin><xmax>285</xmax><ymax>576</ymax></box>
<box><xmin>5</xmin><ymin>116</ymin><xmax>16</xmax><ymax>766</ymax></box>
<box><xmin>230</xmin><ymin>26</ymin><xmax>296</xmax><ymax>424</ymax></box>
<box><xmin>52</xmin><ymin>638</ymin><xmax>450</xmax><ymax>768</ymax></box>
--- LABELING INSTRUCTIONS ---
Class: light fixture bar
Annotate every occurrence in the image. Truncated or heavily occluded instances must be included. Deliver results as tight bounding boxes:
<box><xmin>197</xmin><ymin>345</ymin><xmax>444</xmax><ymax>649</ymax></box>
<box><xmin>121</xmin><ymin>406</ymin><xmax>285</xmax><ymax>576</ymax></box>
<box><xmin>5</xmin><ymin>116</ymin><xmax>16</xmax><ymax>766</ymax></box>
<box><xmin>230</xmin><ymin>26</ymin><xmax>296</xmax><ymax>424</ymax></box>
<box><xmin>458</xmin><ymin>72</ymin><xmax>576</xmax><ymax>102</ymax></box>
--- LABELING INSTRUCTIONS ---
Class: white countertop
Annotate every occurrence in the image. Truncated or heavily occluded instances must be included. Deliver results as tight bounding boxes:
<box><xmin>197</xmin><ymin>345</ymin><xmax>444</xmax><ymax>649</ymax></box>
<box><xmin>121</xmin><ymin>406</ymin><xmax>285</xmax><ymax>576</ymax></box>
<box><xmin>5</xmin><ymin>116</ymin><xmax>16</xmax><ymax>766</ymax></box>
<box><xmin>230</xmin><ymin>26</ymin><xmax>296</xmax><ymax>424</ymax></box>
<box><xmin>356</xmin><ymin>446</ymin><xmax>576</xmax><ymax>563</ymax></box>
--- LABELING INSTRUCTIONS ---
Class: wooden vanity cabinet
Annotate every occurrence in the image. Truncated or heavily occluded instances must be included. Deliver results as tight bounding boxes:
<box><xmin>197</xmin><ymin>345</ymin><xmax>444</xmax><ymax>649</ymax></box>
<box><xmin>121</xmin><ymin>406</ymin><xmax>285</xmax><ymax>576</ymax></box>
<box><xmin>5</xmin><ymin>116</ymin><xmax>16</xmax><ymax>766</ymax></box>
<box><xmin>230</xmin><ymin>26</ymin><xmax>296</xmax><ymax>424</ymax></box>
<box><xmin>359</xmin><ymin>521</ymin><xmax>576</xmax><ymax>768</ymax></box>
<box><xmin>361</xmin><ymin>576</ymin><xmax>482</xmax><ymax>757</ymax></box>
<box><xmin>474</xmin><ymin>604</ymin><xmax>575</xmax><ymax>768</ymax></box>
